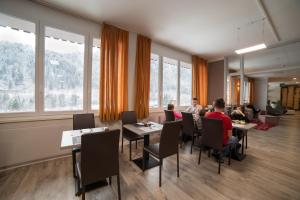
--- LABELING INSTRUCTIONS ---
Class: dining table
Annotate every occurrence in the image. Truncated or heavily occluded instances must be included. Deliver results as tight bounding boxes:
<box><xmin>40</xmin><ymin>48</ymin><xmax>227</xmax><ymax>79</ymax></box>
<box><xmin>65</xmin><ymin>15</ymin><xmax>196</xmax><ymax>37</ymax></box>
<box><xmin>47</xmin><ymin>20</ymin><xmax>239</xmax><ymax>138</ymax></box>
<box><xmin>232</xmin><ymin>122</ymin><xmax>257</xmax><ymax>160</ymax></box>
<box><xmin>123</xmin><ymin>122</ymin><xmax>163</xmax><ymax>170</ymax></box>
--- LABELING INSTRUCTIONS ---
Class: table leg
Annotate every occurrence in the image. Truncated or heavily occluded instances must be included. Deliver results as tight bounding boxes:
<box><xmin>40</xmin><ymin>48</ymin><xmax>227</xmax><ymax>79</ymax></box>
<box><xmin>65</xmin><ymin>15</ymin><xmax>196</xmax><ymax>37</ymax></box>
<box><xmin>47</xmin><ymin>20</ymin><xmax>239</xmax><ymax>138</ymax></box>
<box><xmin>144</xmin><ymin>135</ymin><xmax>150</xmax><ymax>160</ymax></box>
<box><xmin>242</xmin><ymin>132</ymin><xmax>245</xmax><ymax>155</ymax></box>
<box><xmin>132</xmin><ymin>134</ymin><xmax>160</xmax><ymax>170</ymax></box>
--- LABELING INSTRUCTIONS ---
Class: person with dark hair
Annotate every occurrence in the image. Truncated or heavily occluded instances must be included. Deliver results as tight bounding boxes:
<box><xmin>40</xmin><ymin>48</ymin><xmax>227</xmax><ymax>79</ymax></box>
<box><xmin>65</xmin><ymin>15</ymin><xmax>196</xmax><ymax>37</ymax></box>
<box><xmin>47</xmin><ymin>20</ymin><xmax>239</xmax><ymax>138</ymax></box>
<box><xmin>167</xmin><ymin>103</ymin><xmax>182</xmax><ymax>119</ymax></box>
<box><xmin>231</xmin><ymin>106</ymin><xmax>249</xmax><ymax>122</ymax></box>
<box><xmin>186</xmin><ymin>97</ymin><xmax>202</xmax><ymax>129</ymax></box>
<box><xmin>185</xmin><ymin>97</ymin><xmax>202</xmax><ymax>114</ymax></box>
<box><xmin>205</xmin><ymin>98</ymin><xmax>238</xmax><ymax>161</ymax></box>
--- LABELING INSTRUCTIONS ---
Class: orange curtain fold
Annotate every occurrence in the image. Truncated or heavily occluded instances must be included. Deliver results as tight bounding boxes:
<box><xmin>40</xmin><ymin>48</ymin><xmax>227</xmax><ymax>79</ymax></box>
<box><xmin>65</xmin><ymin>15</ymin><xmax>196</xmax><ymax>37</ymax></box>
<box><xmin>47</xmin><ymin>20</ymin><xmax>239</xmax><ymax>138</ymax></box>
<box><xmin>192</xmin><ymin>56</ymin><xmax>208</xmax><ymax>106</ymax></box>
<box><xmin>99</xmin><ymin>23</ymin><xmax>129</xmax><ymax>121</ymax></box>
<box><xmin>134</xmin><ymin>35</ymin><xmax>151</xmax><ymax>119</ymax></box>
<box><xmin>248</xmin><ymin>78</ymin><xmax>255</xmax><ymax>105</ymax></box>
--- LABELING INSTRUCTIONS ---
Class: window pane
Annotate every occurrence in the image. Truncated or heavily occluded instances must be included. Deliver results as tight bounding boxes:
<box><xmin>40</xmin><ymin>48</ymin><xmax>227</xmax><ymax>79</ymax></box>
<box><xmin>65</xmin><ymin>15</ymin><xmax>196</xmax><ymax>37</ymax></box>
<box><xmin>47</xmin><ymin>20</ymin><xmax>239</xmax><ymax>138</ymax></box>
<box><xmin>0</xmin><ymin>13</ymin><xmax>35</xmax><ymax>113</ymax></box>
<box><xmin>150</xmin><ymin>54</ymin><xmax>159</xmax><ymax>107</ymax></box>
<box><xmin>180</xmin><ymin>62</ymin><xmax>192</xmax><ymax>106</ymax></box>
<box><xmin>163</xmin><ymin>57</ymin><xmax>178</xmax><ymax>106</ymax></box>
<box><xmin>44</xmin><ymin>27</ymin><xmax>84</xmax><ymax>111</ymax></box>
<box><xmin>91</xmin><ymin>38</ymin><xmax>100</xmax><ymax>110</ymax></box>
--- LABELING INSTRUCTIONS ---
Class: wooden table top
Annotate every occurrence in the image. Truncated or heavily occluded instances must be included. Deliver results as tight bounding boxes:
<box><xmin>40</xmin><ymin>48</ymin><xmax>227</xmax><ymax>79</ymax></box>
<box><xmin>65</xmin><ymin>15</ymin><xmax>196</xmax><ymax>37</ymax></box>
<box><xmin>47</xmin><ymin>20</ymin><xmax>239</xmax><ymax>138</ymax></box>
<box><xmin>60</xmin><ymin>127</ymin><xmax>108</xmax><ymax>149</ymax></box>
<box><xmin>123</xmin><ymin>122</ymin><xmax>163</xmax><ymax>136</ymax></box>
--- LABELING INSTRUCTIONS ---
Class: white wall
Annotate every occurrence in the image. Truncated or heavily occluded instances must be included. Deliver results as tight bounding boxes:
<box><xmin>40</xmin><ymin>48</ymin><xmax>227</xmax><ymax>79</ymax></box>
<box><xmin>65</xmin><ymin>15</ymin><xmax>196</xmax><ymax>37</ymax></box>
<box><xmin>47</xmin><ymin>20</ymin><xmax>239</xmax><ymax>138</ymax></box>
<box><xmin>0</xmin><ymin>0</ymin><xmax>192</xmax><ymax>168</ymax></box>
<box><xmin>254</xmin><ymin>78</ymin><xmax>268</xmax><ymax>110</ymax></box>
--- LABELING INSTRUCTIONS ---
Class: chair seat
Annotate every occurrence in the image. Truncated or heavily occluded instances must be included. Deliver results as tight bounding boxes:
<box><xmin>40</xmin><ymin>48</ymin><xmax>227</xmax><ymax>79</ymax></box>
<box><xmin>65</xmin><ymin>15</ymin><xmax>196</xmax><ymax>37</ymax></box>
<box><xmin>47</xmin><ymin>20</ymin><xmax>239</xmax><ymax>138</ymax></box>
<box><xmin>144</xmin><ymin>143</ymin><xmax>160</xmax><ymax>158</ymax></box>
<box><xmin>123</xmin><ymin>130</ymin><xmax>144</xmax><ymax>141</ymax></box>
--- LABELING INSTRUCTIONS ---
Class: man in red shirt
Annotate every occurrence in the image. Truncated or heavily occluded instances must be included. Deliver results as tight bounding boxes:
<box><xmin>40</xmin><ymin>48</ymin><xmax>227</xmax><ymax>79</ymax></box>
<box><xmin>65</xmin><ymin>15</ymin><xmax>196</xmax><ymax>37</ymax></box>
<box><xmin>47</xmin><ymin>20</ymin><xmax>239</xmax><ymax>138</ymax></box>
<box><xmin>205</xmin><ymin>98</ymin><xmax>238</xmax><ymax>159</ymax></box>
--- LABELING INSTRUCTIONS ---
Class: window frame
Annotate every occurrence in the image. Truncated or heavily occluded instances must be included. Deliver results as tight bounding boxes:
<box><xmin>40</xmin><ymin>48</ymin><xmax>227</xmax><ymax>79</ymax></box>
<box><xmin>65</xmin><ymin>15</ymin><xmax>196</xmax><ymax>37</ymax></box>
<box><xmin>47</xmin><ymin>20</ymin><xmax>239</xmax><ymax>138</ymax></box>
<box><xmin>149</xmin><ymin>54</ymin><xmax>192</xmax><ymax>112</ymax></box>
<box><xmin>179</xmin><ymin>61</ymin><xmax>192</xmax><ymax>106</ymax></box>
<box><xmin>90</xmin><ymin>37</ymin><xmax>101</xmax><ymax>111</ymax></box>
<box><xmin>0</xmin><ymin>12</ymin><xmax>99</xmax><ymax>123</ymax></box>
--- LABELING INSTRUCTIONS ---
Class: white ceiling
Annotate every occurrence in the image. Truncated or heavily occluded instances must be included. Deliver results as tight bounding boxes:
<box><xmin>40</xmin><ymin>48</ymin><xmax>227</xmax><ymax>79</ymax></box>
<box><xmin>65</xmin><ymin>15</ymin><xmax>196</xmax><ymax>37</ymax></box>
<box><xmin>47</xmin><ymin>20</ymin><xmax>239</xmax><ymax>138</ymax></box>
<box><xmin>34</xmin><ymin>0</ymin><xmax>300</xmax><ymax>61</ymax></box>
<box><xmin>228</xmin><ymin>42</ymin><xmax>300</xmax><ymax>72</ymax></box>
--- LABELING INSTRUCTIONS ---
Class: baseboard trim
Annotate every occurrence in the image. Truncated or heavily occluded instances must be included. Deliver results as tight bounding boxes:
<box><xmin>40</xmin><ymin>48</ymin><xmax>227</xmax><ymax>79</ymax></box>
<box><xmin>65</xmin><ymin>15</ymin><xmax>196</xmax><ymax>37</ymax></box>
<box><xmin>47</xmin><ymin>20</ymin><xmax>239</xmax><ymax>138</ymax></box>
<box><xmin>0</xmin><ymin>153</ymin><xmax>71</xmax><ymax>173</ymax></box>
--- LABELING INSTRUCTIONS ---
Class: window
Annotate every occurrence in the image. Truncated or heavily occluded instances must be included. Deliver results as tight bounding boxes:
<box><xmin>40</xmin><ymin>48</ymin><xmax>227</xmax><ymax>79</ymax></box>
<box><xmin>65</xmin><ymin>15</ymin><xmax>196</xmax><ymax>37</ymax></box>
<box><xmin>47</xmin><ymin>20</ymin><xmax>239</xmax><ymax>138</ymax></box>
<box><xmin>179</xmin><ymin>62</ymin><xmax>192</xmax><ymax>106</ymax></box>
<box><xmin>0</xmin><ymin>13</ymin><xmax>36</xmax><ymax>113</ymax></box>
<box><xmin>44</xmin><ymin>27</ymin><xmax>85</xmax><ymax>111</ymax></box>
<box><xmin>149</xmin><ymin>54</ymin><xmax>159</xmax><ymax>107</ymax></box>
<box><xmin>149</xmin><ymin>54</ymin><xmax>192</xmax><ymax>109</ymax></box>
<box><xmin>162</xmin><ymin>57</ymin><xmax>178</xmax><ymax>106</ymax></box>
<box><xmin>91</xmin><ymin>38</ymin><xmax>100</xmax><ymax>110</ymax></box>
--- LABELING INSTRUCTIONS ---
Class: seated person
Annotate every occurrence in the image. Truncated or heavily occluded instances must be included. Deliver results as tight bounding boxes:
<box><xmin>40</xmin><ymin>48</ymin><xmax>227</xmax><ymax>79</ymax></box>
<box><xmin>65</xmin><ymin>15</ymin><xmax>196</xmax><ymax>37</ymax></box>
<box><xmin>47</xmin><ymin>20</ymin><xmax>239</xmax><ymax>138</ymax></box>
<box><xmin>246</xmin><ymin>104</ymin><xmax>260</xmax><ymax>115</ymax></box>
<box><xmin>205</xmin><ymin>98</ymin><xmax>239</xmax><ymax>160</ymax></box>
<box><xmin>185</xmin><ymin>97</ymin><xmax>202</xmax><ymax>114</ymax></box>
<box><xmin>167</xmin><ymin>104</ymin><xmax>182</xmax><ymax>120</ymax></box>
<box><xmin>186</xmin><ymin>97</ymin><xmax>202</xmax><ymax>129</ymax></box>
<box><xmin>231</xmin><ymin>106</ymin><xmax>249</xmax><ymax>122</ymax></box>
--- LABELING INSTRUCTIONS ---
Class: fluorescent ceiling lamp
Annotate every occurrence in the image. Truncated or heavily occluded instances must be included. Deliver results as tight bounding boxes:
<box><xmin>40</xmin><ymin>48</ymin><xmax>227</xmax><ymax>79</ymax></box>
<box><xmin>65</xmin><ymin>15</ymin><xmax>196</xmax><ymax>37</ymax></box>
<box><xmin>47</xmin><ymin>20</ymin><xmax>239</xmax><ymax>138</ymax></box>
<box><xmin>293</xmin><ymin>77</ymin><xmax>297</xmax><ymax>80</ymax></box>
<box><xmin>235</xmin><ymin>43</ymin><xmax>267</xmax><ymax>54</ymax></box>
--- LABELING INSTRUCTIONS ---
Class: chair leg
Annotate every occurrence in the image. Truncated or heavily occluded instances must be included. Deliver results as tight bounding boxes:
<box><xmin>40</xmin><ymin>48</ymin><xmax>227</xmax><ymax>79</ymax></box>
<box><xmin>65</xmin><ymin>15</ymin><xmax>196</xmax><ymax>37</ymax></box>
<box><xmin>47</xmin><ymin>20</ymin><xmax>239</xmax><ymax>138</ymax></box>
<box><xmin>228</xmin><ymin>146</ymin><xmax>231</xmax><ymax>166</ymax></box>
<box><xmin>82</xmin><ymin>186</ymin><xmax>85</xmax><ymax>200</ymax></box>
<box><xmin>218</xmin><ymin>157</ymin><xmax>221</xmax><ymax>174</ymax></box>
<box><xmin>117</xmin><ymin>174</ymin><xmax>121</xmax><ymax>200</ymax></box>
<box><xmin>121</xmin><ymin>136</ymin><xmax>124</xmax><ymax>153</ymax></box>
<box><xmin>136</xmin><ymin>140</ymin><xmax>138</xmax><ymax>149</ymax></box>
<box><xmin>72</xmin><ymin>150</ymin><xmax>76</xmax><ymax>178</ymax></box>
<box><xmin>190</xmin><ymin>136</ymin><xmax>194</xmax><ymax>154</ymax></box>
<box><xmin>109</xmin><ymin>176</ymin><xmax>112</xmax><ymax>185</ymax></box>
<box><xmin>159</xmin><ymin>159</ymin><xmax>162</xmax><ymax>187</ymax></box>
<box><xmin>208</xmin><ymin>149</ymin><xmax>211</xmax><ymax>158</ymax></box>
<box><xmin>177</xmin><ymin>151</ymin><xmax>179</xmax><ymax>177</ymax></box>
<box><xmin>198</xmin><ymin>149</ymin><xmax>202</xmax><ymax>165</ymax></box>
<box><xmin>129</xmin><ymin>141</ymin><xmax>132</xmax><ymax>161</ymax></box>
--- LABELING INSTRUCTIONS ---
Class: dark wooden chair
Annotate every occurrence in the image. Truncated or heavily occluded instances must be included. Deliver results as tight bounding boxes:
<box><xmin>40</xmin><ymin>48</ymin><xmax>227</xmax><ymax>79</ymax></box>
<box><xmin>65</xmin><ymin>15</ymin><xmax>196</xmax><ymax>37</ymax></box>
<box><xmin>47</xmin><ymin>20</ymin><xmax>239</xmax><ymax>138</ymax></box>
<box><xmin>198</xmin><ymin>118</ymin><xmax>232</xmax><ymax>174</ymax></box>
<box><xmin>75</xmin><ymin>129</ymin><xmax>121</xmax><ymax>200</ymax></box>
<box><xmin>164</xmin><ymin>110</ymin><xmax>175</xmax><ymax>122</ymax></box>
<box><xmin>143</xmin><ymin>121</ymin><xmax>181</xmax><ymax>187</ymax></box>
<box><xmin>121</xmin><ymin>111</ymin><xmax>144</xmax><ymax>160</ymax></box>
<box><xmin>72</xmin><ymin>113</ymin><xmax>95</xmax><ymax>178</ymax></box>
<box><xmin>181</xmin><ymin>112</ymin><xmax>202</xmax><ymax>154</ymax></box>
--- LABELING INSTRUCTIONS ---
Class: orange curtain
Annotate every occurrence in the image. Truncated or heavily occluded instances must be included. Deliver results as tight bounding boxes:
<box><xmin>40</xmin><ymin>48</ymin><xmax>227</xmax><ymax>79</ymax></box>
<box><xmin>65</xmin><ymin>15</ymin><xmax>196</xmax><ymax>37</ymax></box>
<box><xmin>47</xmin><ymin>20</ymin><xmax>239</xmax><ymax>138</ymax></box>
<box><xmin>192</xmin><ymin>56</ymin><xmax>208</xmax><ymax>106</ymax></box>
<box><xmin>134</xmin><ymin>35</ymin><xmax>151</xmax><ymax>119</ymax></box>
<box><xmin>99</xmin><ymin>23</ymin><xmax>129</xmax><ymax>121</ymax></box>
<box><xmin>248</xmin><ymin>78</ymin><xmax>255</xmax><ymax>105</ymax></box>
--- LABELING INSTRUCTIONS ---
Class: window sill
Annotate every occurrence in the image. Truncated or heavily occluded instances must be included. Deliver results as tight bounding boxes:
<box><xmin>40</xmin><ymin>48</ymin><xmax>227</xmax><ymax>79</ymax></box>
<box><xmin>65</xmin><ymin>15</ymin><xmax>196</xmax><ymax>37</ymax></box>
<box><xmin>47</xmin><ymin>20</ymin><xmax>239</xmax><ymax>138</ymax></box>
<box><xmin>149</xmin><ymin>106</ymin><xmax>188</xmax><ymax>114</ymax></box>
<box><xmin>0</xmin><ymin>111</ymin><xmax>99</xmax><ymax>124</ymax></box>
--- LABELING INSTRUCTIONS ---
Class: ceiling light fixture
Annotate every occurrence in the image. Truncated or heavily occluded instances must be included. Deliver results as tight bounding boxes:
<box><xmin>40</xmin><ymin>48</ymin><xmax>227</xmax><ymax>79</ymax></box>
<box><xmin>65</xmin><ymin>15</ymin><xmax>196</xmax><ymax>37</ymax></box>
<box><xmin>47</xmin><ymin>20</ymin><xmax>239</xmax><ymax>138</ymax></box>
<box><xmin>235</xmin><ymin>43</ymin><xmax>267</xmax><ymax>54</ymax></box>
<box><xmin>293</xmin><ymin>77</ymin><xmax>297</xmax><ymax>80</ymax></box>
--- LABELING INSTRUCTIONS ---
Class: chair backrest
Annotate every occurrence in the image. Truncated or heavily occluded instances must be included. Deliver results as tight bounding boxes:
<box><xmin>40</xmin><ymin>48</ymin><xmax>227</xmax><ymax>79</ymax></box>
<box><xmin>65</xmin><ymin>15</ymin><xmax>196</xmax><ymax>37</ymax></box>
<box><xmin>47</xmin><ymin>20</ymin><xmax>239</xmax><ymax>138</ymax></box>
<box><xmin>159</xmin><ymin>121</ymin><xmax>181</xmax><ymax>158</ymax></box>
<box><xmin>181</xmin><ymin>112</ymin><xmax>195</xmax><ymax>136</ymax></box>
<box><xmin>164</xmin><ymin>110</ymin><xmax>175</xmax><ymax>122</ymax></box>
<box><xmin>121</xmin><ymin>111</ymin><xmax>137</xmax><ymax>126</ymax></box>
<box><xmin>199</xmin><ymin>109</ymin><xmax>207</xmax><ymax>117</ymax></box>
<box><xmin>201</xmin><ymin>118</ymin><xmax>223</xmax><ymax>150</ymax></box>
<box><xmin>81</xmin><ymin>129</ymin><xmax>120</xmax><ymax>185</ymax></box>
<box><xmin>73</xmin><ymin>113</ymin><xmax>95</xmax><ymax>130</ymax></box>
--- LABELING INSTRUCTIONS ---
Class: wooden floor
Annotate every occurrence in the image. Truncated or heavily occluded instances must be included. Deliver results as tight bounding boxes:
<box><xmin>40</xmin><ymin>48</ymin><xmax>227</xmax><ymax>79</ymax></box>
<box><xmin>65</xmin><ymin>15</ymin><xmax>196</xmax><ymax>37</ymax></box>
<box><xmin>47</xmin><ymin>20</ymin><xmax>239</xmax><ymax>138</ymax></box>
<box><xmin>1</xmin><ymin>113</ymin><xmax>300</xmax><ymax>200</ymax></box>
